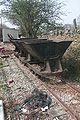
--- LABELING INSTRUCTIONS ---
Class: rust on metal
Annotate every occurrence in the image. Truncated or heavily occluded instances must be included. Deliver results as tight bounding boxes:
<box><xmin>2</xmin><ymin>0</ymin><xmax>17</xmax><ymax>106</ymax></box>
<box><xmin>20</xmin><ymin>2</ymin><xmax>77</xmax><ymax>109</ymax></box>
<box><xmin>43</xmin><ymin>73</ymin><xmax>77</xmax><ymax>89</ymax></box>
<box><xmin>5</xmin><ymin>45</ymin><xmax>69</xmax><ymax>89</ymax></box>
<box><xmin>14</xmin><ymin>56</ymin><xmax>80</xmax><ymax>120</ymax></box>
<box><xmin>39</xmin><ymin>80</ymin><xmax>80</xmax><ymax>120</ymax></box>
<box><xmin>67</xmin><ymin>83</ymin><xmax>80</xmax><ymax>93</ymax></box>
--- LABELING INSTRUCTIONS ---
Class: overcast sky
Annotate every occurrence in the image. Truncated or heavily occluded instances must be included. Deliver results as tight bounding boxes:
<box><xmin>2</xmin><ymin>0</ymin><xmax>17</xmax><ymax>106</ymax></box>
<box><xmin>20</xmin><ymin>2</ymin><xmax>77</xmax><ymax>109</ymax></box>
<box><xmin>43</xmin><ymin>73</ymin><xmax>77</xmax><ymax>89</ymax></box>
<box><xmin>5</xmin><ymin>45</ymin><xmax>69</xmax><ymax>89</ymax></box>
<box><xmin>0</xmin><ymin>0</ymin><xmax>80</xmax><ymax>27</ymax></box>
<box><xmin>62</xmin><ymin>0</ymin><xmax>80</xmax><ymax>24</ymax></box>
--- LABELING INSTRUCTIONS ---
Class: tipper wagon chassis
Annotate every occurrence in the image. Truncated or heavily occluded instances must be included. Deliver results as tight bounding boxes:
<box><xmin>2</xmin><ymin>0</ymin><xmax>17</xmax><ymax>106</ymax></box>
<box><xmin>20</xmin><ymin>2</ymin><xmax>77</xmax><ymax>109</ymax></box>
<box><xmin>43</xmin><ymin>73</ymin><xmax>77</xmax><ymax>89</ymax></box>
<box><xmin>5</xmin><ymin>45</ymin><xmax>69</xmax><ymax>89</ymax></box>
<box><xmin>8</xmin><ymin>34</ymin><xmax>72</xmax><ymax>81</ymax></box>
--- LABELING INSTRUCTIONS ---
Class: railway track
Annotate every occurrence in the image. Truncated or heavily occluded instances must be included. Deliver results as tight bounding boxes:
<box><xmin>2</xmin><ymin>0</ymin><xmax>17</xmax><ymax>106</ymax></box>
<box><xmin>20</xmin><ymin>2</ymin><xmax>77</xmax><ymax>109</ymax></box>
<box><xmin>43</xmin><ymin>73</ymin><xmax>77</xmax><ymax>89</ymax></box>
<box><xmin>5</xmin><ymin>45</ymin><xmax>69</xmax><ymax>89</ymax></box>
<box><xmin>19</xmin><ymin>56</ymin><xmax>80</xmax><ymax>93</ymax></box>
<box><xmin>12</xmin><ymin>55</ymin><xmax>80</xmax><ymax>120</ymax></box>
<box><xmin>66</xmin><ymin>83</ymin><xmax>80</xmax><ymax>93</ymax></box>
<box><xmin>47</xmin><ymin>83</ymin><xmax>80</xmax><ymax>118</ymax></box>
<box><xmin>0</xmin><ymin>56</ymin><xmax>35</xmax><ymax>120</ymax></box>
<box><xmin>0</xmin><ymin>43</ymin><xmax>80</xmax><ymax>120</ymax></box>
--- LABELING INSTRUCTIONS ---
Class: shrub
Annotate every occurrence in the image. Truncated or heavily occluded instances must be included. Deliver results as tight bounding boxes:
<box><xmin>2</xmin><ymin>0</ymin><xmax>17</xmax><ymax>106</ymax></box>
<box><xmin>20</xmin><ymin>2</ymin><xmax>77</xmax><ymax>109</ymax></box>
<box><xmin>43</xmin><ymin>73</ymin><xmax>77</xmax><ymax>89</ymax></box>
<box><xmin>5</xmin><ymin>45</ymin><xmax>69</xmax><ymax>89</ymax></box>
<box><xmin>62</xmin><ymin>57</ymin><xmax>80</xmax><ymax>81</ymax></box>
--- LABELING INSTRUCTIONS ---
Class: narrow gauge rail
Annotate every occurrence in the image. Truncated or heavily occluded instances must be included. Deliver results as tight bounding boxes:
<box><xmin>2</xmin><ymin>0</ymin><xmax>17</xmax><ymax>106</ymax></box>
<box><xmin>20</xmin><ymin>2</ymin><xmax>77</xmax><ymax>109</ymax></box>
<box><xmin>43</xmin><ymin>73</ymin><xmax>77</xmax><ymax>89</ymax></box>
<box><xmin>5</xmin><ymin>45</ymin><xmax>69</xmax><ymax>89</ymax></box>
<box><xmin>17</xmin><ymin>53</ymin><xmax>80</xmax><ymax>95</ymax></box>
<box><xmin>47</xmin><ymin>83</ymin><xmax>80</xmax><ymax>118</ymax></box>
<box><xmin>24</xmin><ymin>58</ymin><xmax>80</xmax><ymax>119</ymax></box>
<box><xmin>20</xmin><ymin>57</ymin><xmax>80</xmax><ymax>94</ymax></box>
<box><xmin>0</xmin><ymin>56</ymin><xmax>35</xmax><ymax>120</ymax></box>
<box><xmin>13</xmin><ymin>54</ymin><xmax>80</xmax><ymax>120</ymax></box>
<box><xmin>1</xmin><ymin>41</ymin><xmax>80</xmax><ymax>120</ymax></box>
<box><xmin>0</xmin><ymin>55</ymin><xmax>72</xmax><ymax>120</ymax></box>
<box><xmin>66</xmin><ymin>83</ymin><xmax>80</xmax><ymax>93</ymax></box>
<box><xmin>47</xmin><ymin>82</ymin><xmax>80</xmax><ymax>94</ymax></box>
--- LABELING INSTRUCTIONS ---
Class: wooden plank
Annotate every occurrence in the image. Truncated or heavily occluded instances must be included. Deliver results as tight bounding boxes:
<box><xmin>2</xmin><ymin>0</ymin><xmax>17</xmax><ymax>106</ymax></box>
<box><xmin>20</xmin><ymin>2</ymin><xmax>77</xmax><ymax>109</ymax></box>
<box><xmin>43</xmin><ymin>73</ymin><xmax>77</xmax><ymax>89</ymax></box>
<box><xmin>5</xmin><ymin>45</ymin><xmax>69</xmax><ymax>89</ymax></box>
<box><xmin>0</xmin><ymin>100</ymin><xmax>4</xmax><ymax>120</ymax></box>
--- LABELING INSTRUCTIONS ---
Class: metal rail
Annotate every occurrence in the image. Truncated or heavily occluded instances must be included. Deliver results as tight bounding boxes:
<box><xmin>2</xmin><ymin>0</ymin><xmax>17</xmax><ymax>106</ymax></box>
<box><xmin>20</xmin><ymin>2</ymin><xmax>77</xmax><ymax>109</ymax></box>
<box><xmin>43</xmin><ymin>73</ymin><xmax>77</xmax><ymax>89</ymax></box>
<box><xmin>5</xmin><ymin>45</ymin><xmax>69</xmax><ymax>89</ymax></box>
<box><xmin>27</xmin><ymin>59</ymin><xmax>80</xmax><ymax>94</ymax></box>
<box><xmin>66</xmin><ymin>83</ymin><xmax>80</xmax><ymax>93</ymax></box>
<box><xmin>38</xmin><ymin>80</ymin><xmax>80</xmax><ymax>120</ymax></box>
<box><xmin>13</xmin><ymin>57</ymin><xmax>80</xmax><ymax>120</ymax></box>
